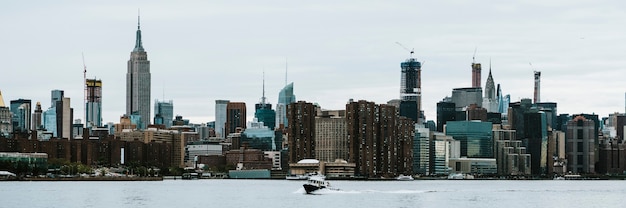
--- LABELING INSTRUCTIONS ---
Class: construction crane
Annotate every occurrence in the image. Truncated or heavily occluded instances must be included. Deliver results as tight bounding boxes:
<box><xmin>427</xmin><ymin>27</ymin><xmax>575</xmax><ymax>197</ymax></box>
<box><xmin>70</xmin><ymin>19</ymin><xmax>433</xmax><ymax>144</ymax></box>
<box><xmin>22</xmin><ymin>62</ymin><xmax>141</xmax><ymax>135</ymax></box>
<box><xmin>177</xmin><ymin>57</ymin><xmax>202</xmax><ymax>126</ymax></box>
<box><xmin>395</xmin><ymin>42</ymin><xmax>414</xmax><ymax>58</ymax></box>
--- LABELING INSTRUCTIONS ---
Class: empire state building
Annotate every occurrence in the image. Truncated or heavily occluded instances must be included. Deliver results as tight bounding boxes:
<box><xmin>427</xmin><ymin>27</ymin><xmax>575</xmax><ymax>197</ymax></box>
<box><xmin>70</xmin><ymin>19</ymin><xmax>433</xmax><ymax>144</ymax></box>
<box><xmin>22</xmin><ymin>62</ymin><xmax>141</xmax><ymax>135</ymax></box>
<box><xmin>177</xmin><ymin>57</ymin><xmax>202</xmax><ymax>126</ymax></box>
<box><xmin>126</xmin><ymin>16</ymin><xmax>151</xmax><ymax>129</ymax></box>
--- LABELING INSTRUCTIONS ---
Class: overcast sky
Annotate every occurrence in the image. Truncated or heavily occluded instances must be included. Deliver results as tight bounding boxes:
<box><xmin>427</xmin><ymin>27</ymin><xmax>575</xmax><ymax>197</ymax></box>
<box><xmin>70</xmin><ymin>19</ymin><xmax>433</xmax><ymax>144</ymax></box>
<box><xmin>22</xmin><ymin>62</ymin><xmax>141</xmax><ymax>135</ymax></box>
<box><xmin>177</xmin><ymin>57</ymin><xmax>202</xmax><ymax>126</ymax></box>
<box><xmin>1</xmin><ymin>1</ymin><xmax>625</xmax><ymax>125</ymax></box>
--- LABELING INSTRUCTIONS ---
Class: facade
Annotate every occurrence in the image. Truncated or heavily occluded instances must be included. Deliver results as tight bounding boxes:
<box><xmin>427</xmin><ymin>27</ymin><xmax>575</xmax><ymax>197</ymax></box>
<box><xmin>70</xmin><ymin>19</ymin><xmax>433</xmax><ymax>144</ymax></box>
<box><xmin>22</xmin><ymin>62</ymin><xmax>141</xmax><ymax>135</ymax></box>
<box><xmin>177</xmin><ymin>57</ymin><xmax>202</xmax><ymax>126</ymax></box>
<box><xmin>276</xmin><ymin>82</ymin><xmax>295</xmax><ymax>129</ymax></box>
<box><xmin>56</xmin><ymin>97</ymin><xmax>72</xmax><ymax>139</ymax></box>
<box><xmin>126</xmin><ymin>17</ymin><xmax>151</xmax><ymax>130</ymax></box>
<box><xmin>445</xmin><ymin>121</ymin><xmax>493</xmax><ymax>158</ymax></box>
<box><xmin>287</xmin><ymin>101</ymin><xmax>316</xmax><ymax>163</ymax></box>
<box><xmin>315</xmin><ymin>116</ymin><xmax>348</xmax><ymax>162</ymax></box>
<box><xmin>436</xmin><ymin>101</ymin><xmax>456</xmax><ymax>132</ymax></box>
<box><xmin>225</xmin><ymin>102</ymin><xmax>246</xmax><ymax>135</ymax></box>
<box><xmin>429</xmin><ymin>132</ymin><xmax>459</xmax><ymax>175</ymax></box>
<box><xmin>154</xmin><ymin>100</ymin><xmax>173</xmax><ymax>128</ymax></box>
<box><xmin>523</xmin><ymin>111</ymin><xmax>548</xmax><ymax>175</ymax></box>
<box><xmin>400</xmin><ymin>57</ymin><xmax>422</xmax><ymax>123</ymax></box>
<box><xmin>413</xmin><ymin>125</ymin><xmax>430</xmax><ymax>174</ymax></box>
<box><xmin>214</xmin><ymin>100</ymin><xmax>229</xmax><ymax>138</ymax></box>
<box><xmin>451</xmin><ymin>87</ymin><xmax>483</xmax><ymax>111</ymax></box>
<box><xmin>566</xmin><ymin>116</ymin><xmax>596</xmax><ymax>174</ymax></box>
<box><xmin>240</xmin><ymin>118</ymin><xmax>277</xmax><ymax>151</ymax></box>
<box><xmin>346</xmin><ymin>100</ymin><xmax>414</xmax><ymax>178</ymax></box>
<box><xmin>449</xmin><ymin>158</ymin><xmax>497</xmax><ymax>175</ymax></box>
<box><xmin>10</xmin><ymin>99</ymin><xmax>31</xmax><ymax>133</ymax></box>
<box><xmin>493</xmin><ymin>126</ymin><xmax>531</xmax><ymax>175</ymax></box>
<box><xmin>86</xmin><ymin>79</ymin><xmax>102</xmax><ymax>128</ymax></box>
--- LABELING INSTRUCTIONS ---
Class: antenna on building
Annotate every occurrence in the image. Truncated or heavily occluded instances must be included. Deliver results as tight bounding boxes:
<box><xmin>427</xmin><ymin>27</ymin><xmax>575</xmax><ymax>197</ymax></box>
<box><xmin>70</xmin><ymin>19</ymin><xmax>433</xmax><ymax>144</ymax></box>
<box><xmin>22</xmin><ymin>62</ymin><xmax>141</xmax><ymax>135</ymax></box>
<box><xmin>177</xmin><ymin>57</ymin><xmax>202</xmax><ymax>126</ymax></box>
<box><xmin>82</xmin><ymin>52</ymin><xmax>87</xmax><ymax>129</ymax></box>
<box><xmin>395</xmin><ymin>42</ymin><xmax>414</xmax><ymax>58</ymax></box>
<box><xmin>261</xmin><ymin>70</ymin><xmax>267</xmax><ymax>105</ymax></box>
<box><xmin>472</xmin><ymin>47</ymin><xmax>478</xmax><ymax>63</ymax></box>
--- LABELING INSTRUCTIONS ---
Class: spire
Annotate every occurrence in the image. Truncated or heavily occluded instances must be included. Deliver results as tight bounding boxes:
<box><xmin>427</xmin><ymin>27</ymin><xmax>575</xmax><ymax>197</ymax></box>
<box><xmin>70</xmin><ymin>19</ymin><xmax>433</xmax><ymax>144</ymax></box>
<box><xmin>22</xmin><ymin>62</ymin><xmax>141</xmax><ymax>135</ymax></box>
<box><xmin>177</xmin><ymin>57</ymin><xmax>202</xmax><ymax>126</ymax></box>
<box><xmin>133</xmin><ymin>11</ymin><xmax>144</xmax><ymax>52</ymax></box>
<box><xmin>261</xmin><ymin>70</ymin><xmax>267</xmax><ymax>105</ymax></box>
<box><xmin>0</xmin><ymin>89</ymin><xmax>5</xmax><ymax>107</ymax></box>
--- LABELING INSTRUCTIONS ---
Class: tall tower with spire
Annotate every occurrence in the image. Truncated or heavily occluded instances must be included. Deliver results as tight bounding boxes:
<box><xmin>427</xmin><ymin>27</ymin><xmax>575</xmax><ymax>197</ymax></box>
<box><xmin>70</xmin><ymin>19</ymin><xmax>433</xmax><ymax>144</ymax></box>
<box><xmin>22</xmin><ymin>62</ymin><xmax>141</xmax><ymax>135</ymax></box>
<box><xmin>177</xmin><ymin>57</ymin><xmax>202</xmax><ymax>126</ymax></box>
<box><xmin>255</xmin><ymin>72</ymin><xmax>276</xmax><ymax>130</ymax></box>
<box><xmin>483</xmin><ymin>61</ymin><xmax>498</xmax><ymax>113</ymax></box>
<box><xmin>126</xmin><ymin>14</ymin><xmax>151</xmax><ymax>129</ymax></box>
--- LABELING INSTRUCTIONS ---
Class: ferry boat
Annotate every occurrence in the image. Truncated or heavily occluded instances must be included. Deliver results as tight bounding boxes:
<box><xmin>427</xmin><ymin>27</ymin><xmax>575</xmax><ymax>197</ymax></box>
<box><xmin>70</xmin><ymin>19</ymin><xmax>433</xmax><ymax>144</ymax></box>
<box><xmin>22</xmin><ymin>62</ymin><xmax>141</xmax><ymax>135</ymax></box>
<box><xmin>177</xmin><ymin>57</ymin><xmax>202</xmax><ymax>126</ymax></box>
<box><xmin>303</xmin><ymin>175</ymin><xmax>338</xmax><ymax>194</ymax></box>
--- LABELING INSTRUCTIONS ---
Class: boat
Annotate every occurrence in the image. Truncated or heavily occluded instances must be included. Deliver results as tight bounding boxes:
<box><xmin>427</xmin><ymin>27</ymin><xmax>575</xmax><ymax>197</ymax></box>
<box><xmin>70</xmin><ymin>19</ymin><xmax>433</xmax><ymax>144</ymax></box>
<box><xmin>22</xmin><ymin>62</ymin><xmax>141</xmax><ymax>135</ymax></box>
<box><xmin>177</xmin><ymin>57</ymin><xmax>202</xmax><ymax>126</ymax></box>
<box><xmin>447</xmin><ymin>173</ymin><xmax>474</xmax><ymax>180</ymax></box>
<box><xmin>396</xmin><ymin>174</ymin><xmax>414</xmax><ymax>181</ymax></box>
<box><xmin>303</xmin><ymin>175</ymin><xmax>338</xmax><ymax>194</ymax></box>
<box><xmin>286</xmin><ymin>172</ymin><xmax>316</xmax><ymax>180</ymax></box>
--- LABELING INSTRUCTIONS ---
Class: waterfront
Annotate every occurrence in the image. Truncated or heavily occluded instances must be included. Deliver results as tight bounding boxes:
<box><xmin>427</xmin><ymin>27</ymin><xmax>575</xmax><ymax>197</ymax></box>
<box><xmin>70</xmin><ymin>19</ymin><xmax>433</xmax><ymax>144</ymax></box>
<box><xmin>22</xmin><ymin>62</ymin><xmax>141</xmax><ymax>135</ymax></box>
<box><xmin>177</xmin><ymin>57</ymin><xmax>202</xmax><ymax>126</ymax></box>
<box><xmin>2</xmin><ymin>180</ymin><xmax>625</xmax><ymax>208</ymax></box>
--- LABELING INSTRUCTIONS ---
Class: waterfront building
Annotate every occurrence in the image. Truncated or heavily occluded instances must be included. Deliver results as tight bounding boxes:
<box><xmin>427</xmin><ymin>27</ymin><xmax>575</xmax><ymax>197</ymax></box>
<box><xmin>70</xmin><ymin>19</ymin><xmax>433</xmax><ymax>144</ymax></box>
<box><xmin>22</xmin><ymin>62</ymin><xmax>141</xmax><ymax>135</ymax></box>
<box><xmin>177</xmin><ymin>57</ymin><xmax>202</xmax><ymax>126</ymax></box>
<box><xmin>276</xmin><ymin>82</ymin><xmax>295</xmax><ymax>129</ymax></box>
<box><xmin>566</xmin><ymin>116</ymin><xmax>596</xmax><ymax>174</ymax></box>
<box><xmin>445</xmin><ymin>121</ymin><xmax>493</xmax><ymax>158</ymax></box>
<box><xmin>286</xmin><ymin>101</ymin><xmax>316</xmax><ymax>163</ymax></box>
<box><xmin>523</xmin><ymin>111</ymin><xmax>548</xmax><ymax>175</ymax></box>
<box><xmin>215</xmin><ymin>100</ymin><xmax>229</xmax><ymax>138</ymax></box>
<box><xmin>86</xmin><ymin>79</ymin><xmax>102</xmax><ymax>128</ymax></box>
<box><xmin>154</xmin><ymin>100</ymin><xmax>173</xmax><ymax>128</ymax></box>
<box><xmin>225</xmin><ymin>102</ymin><xmax>246</xmax><ymax>135</ymax></box>
<box><xmin>413</xmin><ymin>125</ymin><xmax>430</xmax><ymax>174</ymax></box>
<box><xmin>10</xmin><ymin>99</ymin><xmax>31</xmax><ymax>133</ymax></box>
<box><xmin>399</xmin><ymin>55</ymin><xmax>423</xmax><ymax>123</ymax></box>
<box><xmin>315</xmin><ymin>112</ymin><xmax>348</xmax><ymax>162</ymax></box>
<box><xmin>429</xmin><ymin>132</ymin><xmax>459</xmax><ymax>175</ymax></box>
<box><xmin>597</xmin><ymin>137</ymin><xmax>626</xmax><ymax>174</ymax></box>
<box><xmin>449</xmin><ymin>158</ymin><xmax>497</xmax><ymax>175</ymax></box>
<box><xmin>126</xmin><ymin>16</ymin><xmax>151</xmax><ymax>130</ymax></box>
<box><xmin>0</xmin><ymin>91</ymin><xmax>12</xmax><ymax>137</ymax></box>
<box><xmin>493</xmin><ymin>125</ymin><xmax>531</xmax><ymax>175</ymax></box>
<box><xmin>346</xmin><ymin>100</ymin><xmax>414</xmax><ymax>178</ymax></box>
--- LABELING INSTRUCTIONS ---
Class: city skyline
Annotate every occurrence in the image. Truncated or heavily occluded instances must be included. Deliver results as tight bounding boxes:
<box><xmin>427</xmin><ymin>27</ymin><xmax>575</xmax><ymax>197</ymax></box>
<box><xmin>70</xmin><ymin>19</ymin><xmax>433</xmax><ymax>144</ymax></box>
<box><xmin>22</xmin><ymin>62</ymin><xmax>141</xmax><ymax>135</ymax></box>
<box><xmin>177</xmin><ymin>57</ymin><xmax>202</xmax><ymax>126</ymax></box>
<box><xmin>1</xmin><ymin>1</ymin><xmax>625</xmax><ymax>125</ymax></box>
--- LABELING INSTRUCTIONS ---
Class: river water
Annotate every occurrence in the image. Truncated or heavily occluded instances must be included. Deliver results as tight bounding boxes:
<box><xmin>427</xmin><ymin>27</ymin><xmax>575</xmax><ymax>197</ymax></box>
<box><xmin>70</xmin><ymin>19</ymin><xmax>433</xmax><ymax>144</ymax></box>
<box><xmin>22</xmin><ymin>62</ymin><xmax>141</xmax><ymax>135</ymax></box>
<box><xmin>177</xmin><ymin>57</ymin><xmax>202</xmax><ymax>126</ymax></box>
<box><xmin>2</xmin><ymin>179</ymin><xmax>625</xmax><ymax>208</ymax></box>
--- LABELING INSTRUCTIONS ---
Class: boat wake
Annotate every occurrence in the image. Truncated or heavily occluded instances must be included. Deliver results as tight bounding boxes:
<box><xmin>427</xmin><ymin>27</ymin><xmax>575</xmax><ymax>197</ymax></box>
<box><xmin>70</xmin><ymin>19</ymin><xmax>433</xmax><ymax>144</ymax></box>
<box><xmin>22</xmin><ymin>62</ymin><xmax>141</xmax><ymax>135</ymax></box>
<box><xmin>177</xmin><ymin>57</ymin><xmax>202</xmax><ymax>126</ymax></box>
<box><xmin>295</xmin><ymin>188</ymin><xmax>430</xmax><ymax>195</ymax></box>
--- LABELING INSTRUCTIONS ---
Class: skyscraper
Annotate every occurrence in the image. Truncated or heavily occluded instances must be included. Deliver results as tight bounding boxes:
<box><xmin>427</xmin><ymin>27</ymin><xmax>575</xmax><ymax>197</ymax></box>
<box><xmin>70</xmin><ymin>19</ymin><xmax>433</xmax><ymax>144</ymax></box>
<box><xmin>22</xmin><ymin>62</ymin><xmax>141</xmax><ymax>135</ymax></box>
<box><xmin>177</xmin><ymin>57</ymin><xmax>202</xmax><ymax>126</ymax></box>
<box><xmin>215</xmin><ymin>100</ymin><xmax>229</xmax><ymax>138</ymax></box>
<box><xmin>400</xmin><ymin>56</ymin><xmax>422</xmax><ymax>123</ymax></box>
<box><xmin>287</xmin><ymin>101</ymin><xmax>316</xmax><ymax>163</ymax></box>
<box><xmin>534</xmin><ymin>71</ymin><xmax>541</xmax><ymax>103</ymax></box>
<box><xmin>0</xmin><ymin>90</ymin><xmax>12</xmax><ymax>137</ymax></box>
<box><xmin>471</xmin><ymin>61</ymin><xmax>482</xmax><ymax>88</ymax></box>
<box><xmin>10</xmin><ymin>99</ymin><xmax>31</xmax><ymax>133</ymax></box>
<box><xmin>276</xmin><ymin>82</ymin><xmax>295</xmax><ymax>129</ymax></box>
<box><xmin>483</xmin><ymin>65</ymin><xmax>498</xmax><ymax>113</ymax></box>
<box><xmin>154</xmin><ymin>100</ymin><xmax>173</xmax><ymax>128</ymax></box>
<box><xmin>255</xmin><ymin>73</ymin><xmax>276</xmax><ymax>130</ymax></box>
<box><xmin>32</xmin><ymin>102</ymin><xmax>42</xmax><ymax>131</ymax></box>
<box><xmin>86</xmin><ymin>79</ymin><xmax>102</xmax><ymax>128</ymax></box>
<box><xmin>566</xmin><ymin>116</ymin><xmax>596</xmax><ymax>173</ymax></box>
<box><xmin>126</xmin><ymin>15</ymin><xmax>151</xmax><ymax>129</ymax></box>
<box><xmin>225</xmin><ymin>102</ymin><xmax>246</xmax><ymax>135</ymax></box>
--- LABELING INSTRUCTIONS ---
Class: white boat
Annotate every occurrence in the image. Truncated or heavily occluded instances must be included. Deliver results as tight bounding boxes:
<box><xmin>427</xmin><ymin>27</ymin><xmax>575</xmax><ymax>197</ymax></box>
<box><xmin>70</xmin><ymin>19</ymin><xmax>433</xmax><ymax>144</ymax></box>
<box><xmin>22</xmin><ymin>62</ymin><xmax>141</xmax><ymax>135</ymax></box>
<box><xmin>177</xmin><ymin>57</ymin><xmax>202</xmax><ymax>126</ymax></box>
<box><xmin>285</xmin><ymin>174</ymin><xmax>309</xmax><ymax>180</ymax></box>
<box><xmin>303</xmin><ymin>175</ymin><xmax>338</xmax><ymax>194</ymax></box>
<box><xmin>396</xmin><ymin>174</ymin><xmax>414</xmax><ymax>181</ymax></box>
<box><xmin>447</xmin><ymin>173</ymin><xmax>474</xmax><ymax>180</ymax></box>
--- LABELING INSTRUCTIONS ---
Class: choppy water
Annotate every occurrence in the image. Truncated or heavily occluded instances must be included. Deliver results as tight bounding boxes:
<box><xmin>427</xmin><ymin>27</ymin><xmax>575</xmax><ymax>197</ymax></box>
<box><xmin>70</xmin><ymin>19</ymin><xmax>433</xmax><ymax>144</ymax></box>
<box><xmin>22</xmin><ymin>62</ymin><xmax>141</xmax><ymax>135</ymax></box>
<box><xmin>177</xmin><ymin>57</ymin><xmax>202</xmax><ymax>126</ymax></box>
<box><xmin>2</xmin><ymin>179</ymin><xmax>625</xmax><ymax>208</ymax></box>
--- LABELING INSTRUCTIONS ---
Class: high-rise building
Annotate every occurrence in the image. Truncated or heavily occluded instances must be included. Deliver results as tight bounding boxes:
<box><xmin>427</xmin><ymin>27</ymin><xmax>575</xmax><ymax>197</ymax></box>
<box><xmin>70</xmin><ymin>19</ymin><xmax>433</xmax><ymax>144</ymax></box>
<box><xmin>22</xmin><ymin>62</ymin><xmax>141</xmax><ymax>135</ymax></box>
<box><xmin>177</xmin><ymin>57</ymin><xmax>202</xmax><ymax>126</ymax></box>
<box><xmin>413</xmin><ymin>125</ymin><xmax>430</xmax><ymax>174</ymax></box>
<box><xmin>436</xmin><ymin>101</ymin><xmax>456</xmax><ymax>132</ymax></box>
<box><xmin>10</xmin><ymin>99</ymin><xmax>31</xmax><ymax>133</ymax></box>
<box><xmin>215</xmin><ymin>100</ymin><xmax>229</xmax><ymax>138</ymax></box>
<box><xmin>483</xmin><ymin>67</ymin><xmax>498</xmax><ymax>113</ymax></box>
<box><xmin>255</xmin><ymin>74</ymin><xmax>276</xmax><ymax>130</ymax></box>
<box><xmin>56</xmin><ymin>97</ymin><xmax>72</xmax><ymax>139</ymax></box>
<box><xmin>225</xmin><ymin>102</ymin><xmax>246</xmax><ymax>135</ymax></box>
<box><xmin>51</xmin><ymin>90</ymin><xmax>64</xmax><ymax>107</ymax></box>
<box><xmin>445</xmin><ymin>121</ymin><xmax>493</xmax><ymax>158</ymax></box>
<box><xmin>276</xmin><ymin>82</ymin><xmax>295</xmax><ymax>129</ymax></box>
<box><xmin>32</xmin><ymin>102</ymin><xmax>42</xmax><ymax>131</ymax></box>
<box><xmin>533</xmin><ymin>71</ymin><xmax>541</xmax><ymax>103</ymax></box>
<box><xmin>126</xmin><ymin>16</ymin><xmax>151</xmax><ymax>130</ymax></box>
<box><xmin>287</xmin><ymin>101</ymin><xmax>316</xmax><ymax>163</ymax></box>
<box><xmin>471</xmin><ymin>61</ymin><xmax>481</xmax><ymax>88</ymax></box>
<box><xmin>0</xmin><ymin>90</ymin><xmax>11</xmax><ymax>137</ymax></box>
<box><xmin>346</xmin><ymin>100</ymin><xmax>414</xmax><ymax>177</ymax></box>
<box><xmin>400</xmin><ymin>56</ymin><xmax>422</xmax><ymax>123</ymax></box>
<box><xmin>86</xmin><ymin>79</ymin><xmax>102</xmax><ymax>128</ymax></box>
<box><xmin>451</xmin><ymin>87</ymin><xmax>483</xmax><ymax>111</ymax></box>
<box><xmin>566</xmin><ymin>116</ymin><xmax>596</xmax><ymax>173</ymax></box>
<box><xmin>315</xmin><ymin>112</ymin><xmax>348</xmax><ymax>162</ymax></box>
<box><xmin>523</xmin><ymin>111</ymin><xmax>548</xmax><ymax>175</ymax></box>
<box><xmin>430</xmin><ymin>132</ymin><xmax>460</xmax><ymax>175</ymax></box>
<box><xmin>154</xmin><ymin>100</ymin><xmax>173</xmax><ymax>128</ymax></box>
